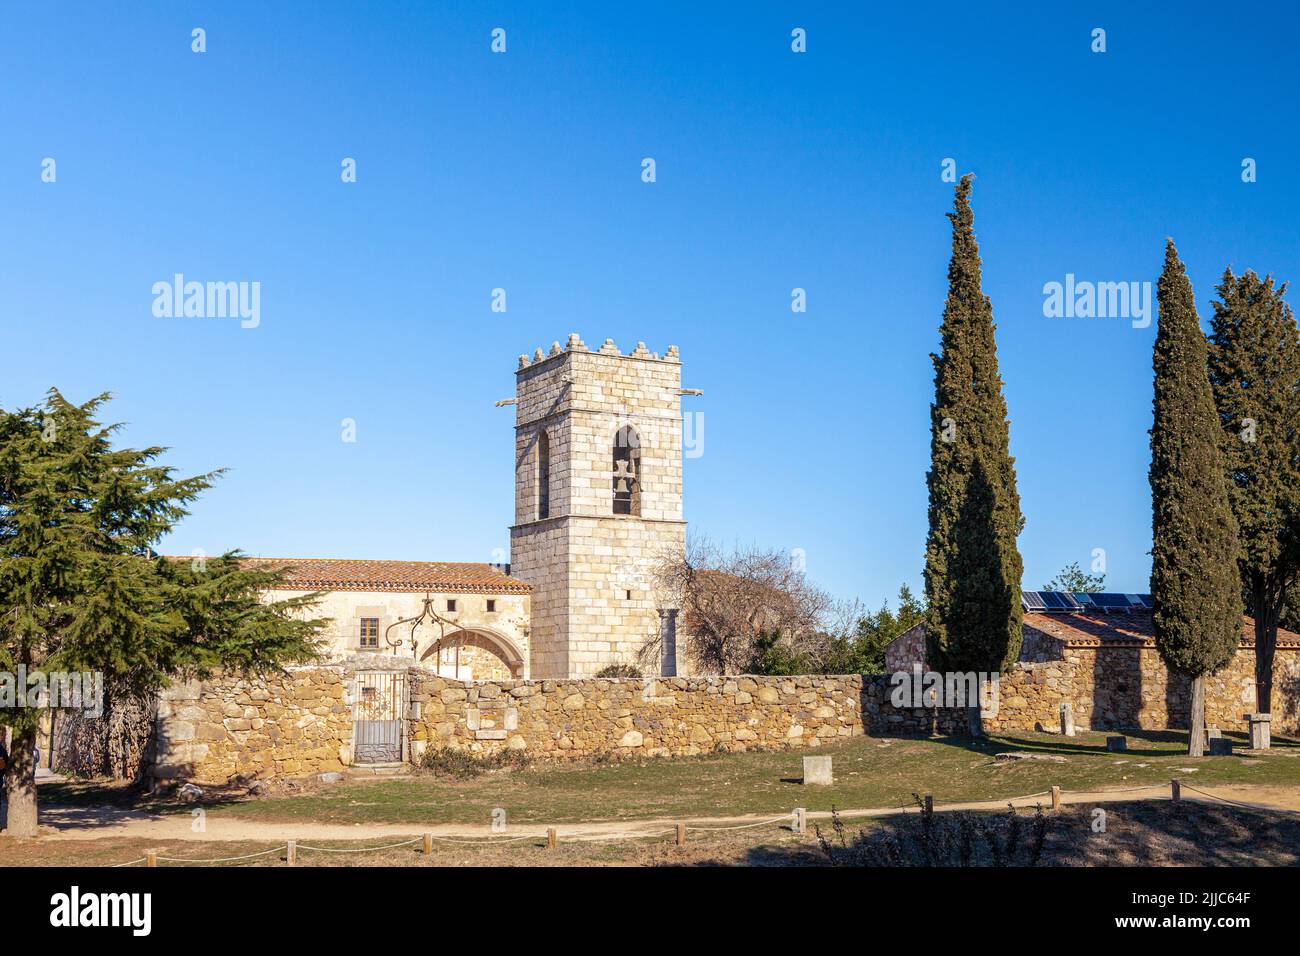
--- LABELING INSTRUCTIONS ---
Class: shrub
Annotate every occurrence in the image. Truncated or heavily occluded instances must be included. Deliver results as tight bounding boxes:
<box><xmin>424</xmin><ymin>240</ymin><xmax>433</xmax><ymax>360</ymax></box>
<box><xmin>419</xmin><ymin>747</ymin><xmax>530</xmax><ymax>780</ymax></box>
<box><xmin>748</xmin><ymin>630</ymin><xmax>809</xmax><ymax>676</ymax></box>
<box><xmin>595</xmin><ymin>664</ymin><xmax>642</xmax><ymax>678</ymax></box>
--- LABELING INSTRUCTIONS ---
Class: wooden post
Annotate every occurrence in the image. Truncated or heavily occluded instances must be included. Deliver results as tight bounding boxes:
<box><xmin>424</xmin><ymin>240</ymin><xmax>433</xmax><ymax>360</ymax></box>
<box><xmin>423</xmin><ymin>832</ymin><xmax>433</xmax><ymax>855</ymax></box>
<box><xmin>1189</xmin><ymin>677</ymin><xmax>1207</xmax><ymax>757</ymax></box>
<box><xmin>793</xmin><ymin>807</ymin><xmax>806</xmax><ymax>834</ymax></box>
<box><xmin>146</xmin><ymin>851</ymin><xmax>157</xmax><ymax>869</ymax></box>
<box><xmin>1248</xmin><ymin>713</ymin><xmax>1272</xmax><ymax>750</ymax></box>
<box><xmin>1171</xmin><ymin>779</ymin><xmax>1181</xmax><ymax>804</ymax></box>
<box><xmin>675</xmin><ymin>823</ymin><xmax>687</xmax><ymax>846</ymax></box>
<box><xmin>1050</xmin><ymin>786</ymin><xmax>1061</xmax><ymax>811</ymax></box>
<box><xmin>546</xmin><ymin>827</ymin><xmax>558</xmax><ymax>850</ymax></box>
<box><xmin>286</xmin><ymin>840</ymin><xmax>296</xmax><ymax>866</ymax></box>
<box><xmin>923</xmin><ymin>794</ymin><xmax>934</xmax><ymax>814</ymax></box>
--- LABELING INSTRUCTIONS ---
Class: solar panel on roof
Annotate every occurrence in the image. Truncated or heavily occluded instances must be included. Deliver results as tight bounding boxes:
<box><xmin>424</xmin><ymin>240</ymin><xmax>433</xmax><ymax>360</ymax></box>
<box><xmin>1021</xmin><ymin>590</ymin><xmax>1048</xmax><ymax>610</ymax></box>
<box><xmin>1058</xmin><ymin>591</ymin><xmax>1084</xmax><ymax>610</ymax></box>
<box><xmin>1091</xmin><ymin>593</ymin><xmax>1134</xmax><ymax>610</ymax></box>
<box><xmin>1071</xmin><ymin>592</ymin><xmax>1096</xmax><ymax>606</ymax></box>
<box><xmin>1136</xmin><ymin>594</ymin><xmax>1154</xmax><ymax>609</ymax></box>
<box><xmin>1041</xmin><ymin>591</ymin><xmax>1072</xmax><ymax>610</ymax></box>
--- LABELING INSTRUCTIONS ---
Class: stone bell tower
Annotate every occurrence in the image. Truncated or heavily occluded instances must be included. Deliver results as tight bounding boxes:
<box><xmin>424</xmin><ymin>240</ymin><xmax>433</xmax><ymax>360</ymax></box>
<box><xmin>509</xmin><ymin>333</ymin><xmax>688</xmax><ymax>679</ymax></box>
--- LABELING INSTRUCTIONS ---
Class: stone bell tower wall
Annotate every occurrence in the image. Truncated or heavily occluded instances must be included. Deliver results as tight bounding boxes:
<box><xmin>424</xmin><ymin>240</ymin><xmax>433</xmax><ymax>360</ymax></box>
<box><xmin>510</xmin><ymin>335</ymin><xmax>687</xmax><ymax>678</ymax></box>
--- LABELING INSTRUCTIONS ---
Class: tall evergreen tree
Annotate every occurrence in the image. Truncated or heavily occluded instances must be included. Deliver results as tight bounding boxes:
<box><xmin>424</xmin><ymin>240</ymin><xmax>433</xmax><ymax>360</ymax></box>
<box><xmin>923</xmin><ymin>175</ymin><xmax>1025</xmax><ymax>736</ymax></box>
<box><xmin>1208</xmin><ymin>269</ymin><xmax>1300</xmax><ymax>727</ymax></box>
<box><xmin>0</xmin><ymin>390</ymin><xmax>327</xmax><ymax>836</ymax></box>
<box><xmin>1149</xmin><ymin>242</ymin><xmax>1242</xmax><ymax>757</ymax></box>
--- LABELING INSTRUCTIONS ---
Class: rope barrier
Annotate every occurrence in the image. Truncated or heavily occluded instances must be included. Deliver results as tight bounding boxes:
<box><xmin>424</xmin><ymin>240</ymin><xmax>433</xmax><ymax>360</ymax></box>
<box><xmin>155</xmin><ymin>845</ymin><xmax>288</xmax><ymax>864</ymax></box>
<box><xmin>424</xmin><ymin>833</ymin><xmax>540</xmax><ymax>845</ymax></box>
<box><xmin>686</xmin><ymin>815</ymin><xmax>790</xmax><ymax>832</ymax></box>
<box><xmin>101</xmin><ymin>781</ymin><xmax>1300</xmax><ymax>865</ymax></box>
<box><xmin>1180</xmin><ymin>783</ymin><xmax>1300</xmax><ymax>814</ymax></box>
<box><xmin>296</xmin><ymin>838</ymin><xmax>421</xmax><ymax>853</ymax></box>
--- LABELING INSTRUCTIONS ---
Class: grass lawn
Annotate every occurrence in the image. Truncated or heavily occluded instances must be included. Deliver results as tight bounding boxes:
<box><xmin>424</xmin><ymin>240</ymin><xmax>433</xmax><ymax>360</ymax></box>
<box><xmin>40</xmin><ymin>728</ymin><xmax>1300</xmax><ymax>827</ymax></box>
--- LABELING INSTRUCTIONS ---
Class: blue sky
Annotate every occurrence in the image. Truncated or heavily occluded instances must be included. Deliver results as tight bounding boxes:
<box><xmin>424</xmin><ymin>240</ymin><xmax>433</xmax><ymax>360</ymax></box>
<box><xmin>3</xmin><ymin>2</ymin><xmax>1298</xmax><ymax>609</ymax></box>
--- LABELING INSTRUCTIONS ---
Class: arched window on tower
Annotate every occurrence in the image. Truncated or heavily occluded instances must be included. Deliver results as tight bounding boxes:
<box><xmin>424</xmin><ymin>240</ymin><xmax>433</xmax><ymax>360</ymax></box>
<box><xmin>537</xmin><ymin>429</ymin><xmax>551</xmax><ymax>519</ymax></box>
<box><xmin>612</xmin><ymin>425</ymin><xmax>641</xmax><ymax>515</ymax></box>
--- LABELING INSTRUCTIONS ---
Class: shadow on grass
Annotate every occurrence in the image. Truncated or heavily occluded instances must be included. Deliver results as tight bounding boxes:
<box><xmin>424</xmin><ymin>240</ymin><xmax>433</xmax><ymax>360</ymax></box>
<box><xmin>34</xmin><ymin>779</ymin><xmax>254</xmax><ymax>832</ymax></box>
<box><xmin>922</xmin><ymin>728</ymin><xmax>1299</xmax><ymax>759</ymax></box>
<box><xmin>717</xmin><ymin>801</ymin><xmax>1300</xmax><ymax>867</ymax></box>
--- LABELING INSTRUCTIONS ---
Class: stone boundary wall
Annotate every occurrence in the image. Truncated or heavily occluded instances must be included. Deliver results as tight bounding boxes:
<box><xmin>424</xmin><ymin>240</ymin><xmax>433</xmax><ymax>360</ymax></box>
<box><xmin>870</xmin><ymin>645</ymin><xmax>1300</xmax><ymax>737</ymax></box>
<box><xmin>412</xmin><ymin>674</ymin><xmax>859</xmax><ymax>758</ymax></box>
<box><xmin>150</xmin><ymin>644</ymin><xmax>1299</xmax><ymax>784</ymax></box>
<box><xmin>152</xmin><ymin>669</ymin><xmax>351</xmax><ymax>784</ymax></box>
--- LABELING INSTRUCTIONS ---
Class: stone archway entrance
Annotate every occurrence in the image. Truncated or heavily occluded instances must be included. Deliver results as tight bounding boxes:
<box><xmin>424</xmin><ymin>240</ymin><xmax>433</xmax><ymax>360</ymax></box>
<box><xmin>420</xmin><ymin>628</ymin><xmax>526</xmax><ymax>681</ymax></box>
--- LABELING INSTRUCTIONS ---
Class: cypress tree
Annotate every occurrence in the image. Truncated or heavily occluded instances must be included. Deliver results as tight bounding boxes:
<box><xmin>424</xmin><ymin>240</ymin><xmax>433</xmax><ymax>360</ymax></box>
<box><xmin>1207</xmin><ymin>269</ymin><xmax>1300</xmax><ymax>728</ymax></box>
<box><xmin>1149</xmin><ymin>241</ymin><xmax>1242</xmax><ymax>757</ymax></box>
<box><xmin>923</xmin><ymin>175</ymin><xmax>1025</xmax><ymax>736</ymax></box>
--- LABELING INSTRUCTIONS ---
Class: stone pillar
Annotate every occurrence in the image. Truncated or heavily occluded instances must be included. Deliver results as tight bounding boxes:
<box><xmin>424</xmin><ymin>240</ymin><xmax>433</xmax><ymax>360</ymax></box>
<box><xmin>1248</xmin><ymin>713</ymin><xmax>1271</xmax><ymax>750</ymax></box>
<box><xmin>659</xmin><ymin>609</ymin><xmax>678</xmax><ymax>677</ymax></box>
<box><xmin>1060</xmin><ymin>702</ymin><xmax>1075</xmax><ymax>737</ymax></box>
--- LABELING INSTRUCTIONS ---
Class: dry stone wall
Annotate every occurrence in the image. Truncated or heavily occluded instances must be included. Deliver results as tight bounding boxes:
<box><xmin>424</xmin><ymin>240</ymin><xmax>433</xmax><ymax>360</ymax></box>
<box><xmin>412</xmin><ymin>673</ymin><xmax>859</xmax><ymax>758</ymax></box>
<box><xmin>150</xmin><ymin>643</ymin><xmax>1299</xmax><ymax>784</ymax></box>
<box><xmin>870</xmin><ymin>646</ymin><xmax>1300</xmax><ymax>736</ymax></box>
<box><xmin>152</xmin><ymin>668</ymin><xmax>351</xmax><ymax>784</ymax></box>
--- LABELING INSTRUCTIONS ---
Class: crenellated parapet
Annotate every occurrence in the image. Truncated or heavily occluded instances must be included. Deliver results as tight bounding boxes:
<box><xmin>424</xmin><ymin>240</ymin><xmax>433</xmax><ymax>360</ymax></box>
<box><xmin>517</xmin><ymin>332</ymin><xmax>679</xmax><ymax>370</ymax></box>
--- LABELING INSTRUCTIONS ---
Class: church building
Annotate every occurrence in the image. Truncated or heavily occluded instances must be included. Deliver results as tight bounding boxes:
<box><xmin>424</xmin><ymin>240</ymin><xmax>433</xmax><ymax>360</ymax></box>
<box><xmin>254</xmin><ymin>334</ymin><xmax>692</xmax><ymax>681</ymax></box>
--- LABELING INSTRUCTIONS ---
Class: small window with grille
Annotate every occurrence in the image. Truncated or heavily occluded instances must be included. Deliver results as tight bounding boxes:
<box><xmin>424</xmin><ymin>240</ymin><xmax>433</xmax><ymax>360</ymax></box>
<box><xmin>359</xmin><ymin>617</ymin><xmax>379</xmax><ymax>649</ymax></box>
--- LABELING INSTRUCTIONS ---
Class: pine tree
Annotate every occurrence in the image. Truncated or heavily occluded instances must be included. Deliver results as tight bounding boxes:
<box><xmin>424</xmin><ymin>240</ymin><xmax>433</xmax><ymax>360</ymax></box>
<box><xmin>1043</xmin><ymin>561</ymin><xmax>1105</xmax><ymax>593</ymax></box>
<box><xmin>1149</xmin><ymin>242</ymin><xmax>1242</xmax><ymax>757</ymax></box>
<box><xmin>923</xmin><ymin>175</ymin><xmax>1025</xmax><ymax>736</ymax></box>
<box><xmin>0</xmin><ymin>390</ymin><xmax>327</xmax><ymax>836</ymax></box>
<box><xmin>1208</xmin><ymin>269</ymin><xmax>1300</xmax><ymax>729</ymax></box>
<box><xmin>823</xmin><ymin>585</ymin><xmax>927</xmax><ymax>675</ymax></box>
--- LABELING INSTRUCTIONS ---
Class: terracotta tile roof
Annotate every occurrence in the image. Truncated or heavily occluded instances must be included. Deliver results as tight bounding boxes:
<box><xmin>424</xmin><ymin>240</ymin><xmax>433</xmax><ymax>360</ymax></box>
<box><xmin>1024</xmin><ymin>611</ymin><xmax>1300</xmax><ymax>649</ymax></box>
<box><xmin>180</xmin><ymin>557</ymin><xmax>531</xmax><ymax>595</ymax></box>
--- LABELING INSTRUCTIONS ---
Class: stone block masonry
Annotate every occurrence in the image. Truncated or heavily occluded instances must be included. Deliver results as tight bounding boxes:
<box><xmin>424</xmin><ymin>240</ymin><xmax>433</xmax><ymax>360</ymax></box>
<box><xmin>152</xmin><ymin>668</ymin><xmax>352</xmax><ymax>784</ymax></box>
<box><xmin>885</xmin><ymin>618</ymin><xmax>1300</xmax><ymax>737</ymax></box>
<box><xmin>510</xmin><ymin>334</ymin><xmax>688</xmax><ymax>679</ymax></box>
<box><xmin>151</xmin><ymin>666</ymin><xmax>863</xmax><ymax>782</ymax></box>
<box><xmin>412</xmin><ymin>673</ymin><xmax>860</xmax><ymax>758</ymax></box>
<box><xmin>150</xmin><ymin>640</ymin><xmax>1300</xmax><ymax>784</ymax></box>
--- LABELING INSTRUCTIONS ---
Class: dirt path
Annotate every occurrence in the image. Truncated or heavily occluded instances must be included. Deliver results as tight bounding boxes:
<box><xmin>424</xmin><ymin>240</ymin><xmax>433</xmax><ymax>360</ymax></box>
<box><xmin>33</xmin><ymin>783</ymin><xmax>1299</xmax><ymax>844</ymax></box>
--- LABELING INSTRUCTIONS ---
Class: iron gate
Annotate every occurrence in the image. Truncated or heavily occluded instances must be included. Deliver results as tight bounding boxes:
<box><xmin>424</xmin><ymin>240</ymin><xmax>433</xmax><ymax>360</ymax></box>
<box><xmin>352</xmin><ymin>671</ymin><xmax>406</xmax><ymax>763</ymax></box>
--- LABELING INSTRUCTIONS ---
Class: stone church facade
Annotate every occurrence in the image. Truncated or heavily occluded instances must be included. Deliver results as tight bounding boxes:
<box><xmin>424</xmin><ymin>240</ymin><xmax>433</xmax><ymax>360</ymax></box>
<box><xmin>255</xmin><ymin>333</ymin><xmax>691</xmax><ymax>681</ymax></box>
